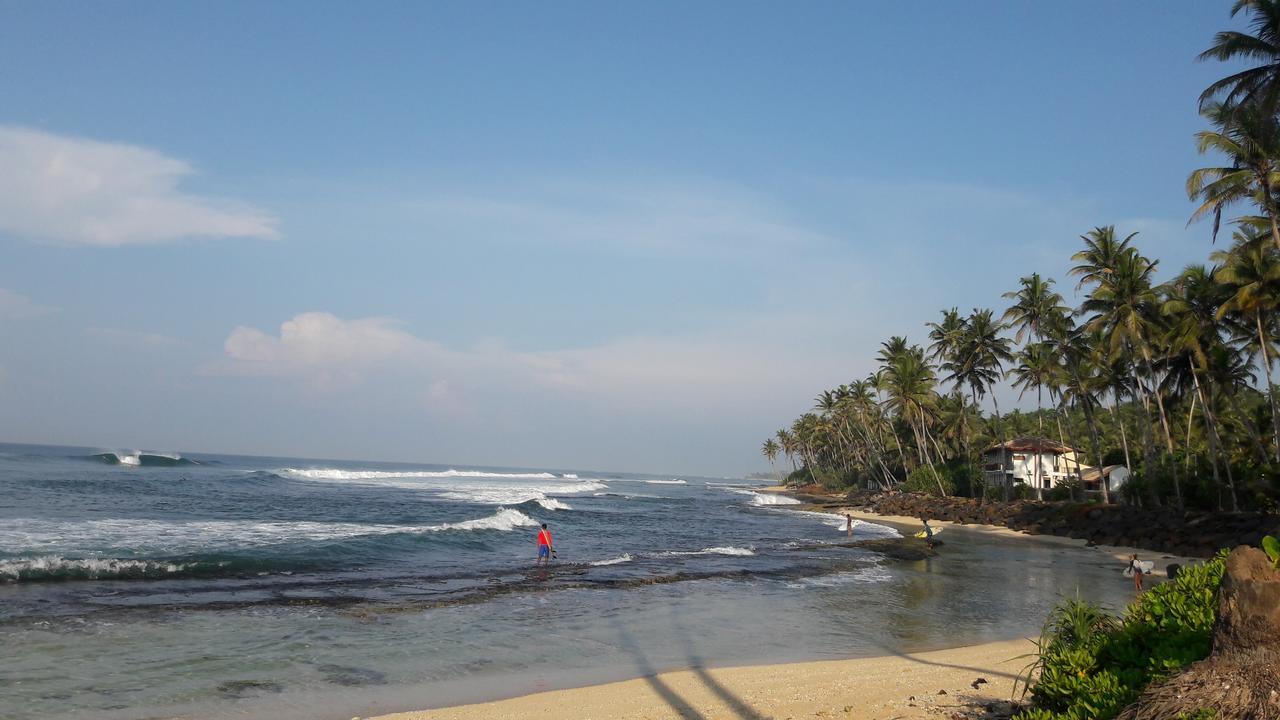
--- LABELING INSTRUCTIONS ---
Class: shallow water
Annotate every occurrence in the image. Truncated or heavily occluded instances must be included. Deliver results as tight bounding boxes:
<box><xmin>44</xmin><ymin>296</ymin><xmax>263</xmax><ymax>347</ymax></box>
<box><xmin>0</xmin><ymin>443</ymin><xmax>1141</xmax><ymax>720</ymax></box>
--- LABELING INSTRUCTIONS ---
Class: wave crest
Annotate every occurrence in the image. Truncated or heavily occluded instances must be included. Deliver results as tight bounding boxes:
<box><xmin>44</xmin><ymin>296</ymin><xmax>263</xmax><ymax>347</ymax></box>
<box><xmin>283</xmin><ymin>468</ymin><xmax>559</xmax><ymax>481</ymax></box>
<box><xmin>88</xmin><ymin>451</ymin><xmax>198</xmax><ymax>467</ymax></box>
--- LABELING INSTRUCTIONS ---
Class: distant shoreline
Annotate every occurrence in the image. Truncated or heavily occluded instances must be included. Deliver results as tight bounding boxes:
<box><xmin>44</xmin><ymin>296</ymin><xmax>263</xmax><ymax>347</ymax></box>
<box><xmin>768</xmin><ymin>484</ymin><xmax>1204</xmax><ymax>578</ymax></box>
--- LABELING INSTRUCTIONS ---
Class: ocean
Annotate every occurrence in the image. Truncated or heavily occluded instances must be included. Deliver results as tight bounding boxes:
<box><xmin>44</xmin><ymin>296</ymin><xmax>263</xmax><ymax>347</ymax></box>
<box><xmin>0</xmin><ymin>443</ymin><xmax>1138</xmax><ymax>720</ymax></box>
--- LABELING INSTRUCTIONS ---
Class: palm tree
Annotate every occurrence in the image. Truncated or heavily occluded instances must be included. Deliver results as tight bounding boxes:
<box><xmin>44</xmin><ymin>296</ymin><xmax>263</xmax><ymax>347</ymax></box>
<box><xmin>1010</xmin><ymin>342</ymin><xmax>1061</xmax><ymax>498</ymax></box>
<box><xmin>1198</xmin><ymin>0</ymin><xmax>1280</xmax><ymax>116</ymax></box>
<box><xmin>776</xmin><ymin>429</ymin><xmax>798</xmax><ymax>472</ymax></box>
<box><xmin>956</xmin><ymin>308</ymin><xmax>1015</xmax><ymax>497</ymax></box>
<box><xmin>1059</xmin><ymin>333</ymin><xmax>1111</xmax><ymax>503</ymax></box>
<box><xmin>1187</xmin><ymin>102</ymin><xmax>1280</xmax><ymax>249</ymax></box>
<box><xmin>1070</xmin><ymin>226</ymin><xmax>1139</xmax><ymax>290</ymax></box>
<box><xmin>927</xmin><ymin>308</ymin><xmax>968</xmax><ymax>367</ymax></box>
<box><xmin>1213</xmin><ymin>228</ymin><xmax>1280</xmax><ymax>462</ymax></box>
<box><xmin>1002</xmin><ymin>274</ymin><xmax>1069</xmax><ymax>346</ymax></box>
<box><xmin>761</xmin><ymin>438</ymin><xmax>781</xmax><ymax>482</ymax></box>
<box><xmin>879</xmin><ymin>344</ymin><xmax>946</xmax><ymax>496</ymax></box>
<box><xmin>1162</xmin><ymin>264</ymin><xmax>1240</xmax><ymax>509</ymax></box>
<box><xmin>1081</xmin><ymin>248</ymin><xmax>1182</xmax><ymax>507</ymax></box>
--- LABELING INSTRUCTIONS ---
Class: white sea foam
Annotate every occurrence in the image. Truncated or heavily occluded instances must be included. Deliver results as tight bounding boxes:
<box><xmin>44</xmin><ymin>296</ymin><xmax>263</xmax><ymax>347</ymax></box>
<box><xmin>0</xmin><ymin>556</ymin><xmax>195</xmax><ymax>581</ymax></box>
<box><xmin>645</xmin><ymin>479</ymin><xmax>686</xmax><ymax>485</ymax></box>
<box><xmin>561</xmin><ymin>473</ymin><xmax>578</xmax><ymax>479</ymax></box>
<box><xmin>786</xmin><ymin>565</ymin><xmax>893</xmax><ymax>589</ymax></box>
<box><xmin>0</xmin><ymin>509</ymin><xmax>540</xmax><ymax>554</ymax></box>
<box><xmin>589</xmin><ymin>553</ymin><xmax>633</xmax><ymax>566</ymax></box>
<box><xmin>784</xmin><ymin>510</ymin><xmax>900</xmax><ymax>538</ymax></box>
<box><xmin>282</xmin><ymin>468</ymin><xmax>603</xmax><ymax>502</ymax></box>
<box><xmin>535</xmin><ymin>497</ymin><xmax>572</xmax><ymax>511</ymax></box>
<box><xmin>748</xmin><ymin>492</ymin><xmax>800</xmax><ymax>506</ymax></box>
<box><xmin>284</xmin><ymin>468</ymin><xmax>560</xmax><ymax>481</ymax></box>
<box><xmin>667</xmin><ymin>546</ymin><xmax>755</xmax><ymax>557</ymax></box>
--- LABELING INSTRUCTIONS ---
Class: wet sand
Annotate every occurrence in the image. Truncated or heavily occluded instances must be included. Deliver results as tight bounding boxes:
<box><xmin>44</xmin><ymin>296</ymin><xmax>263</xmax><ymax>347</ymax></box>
<box><xmin>368</xmin><ymin>637</ymin><xmax>1032</xmax><ymax>720</ymax></box>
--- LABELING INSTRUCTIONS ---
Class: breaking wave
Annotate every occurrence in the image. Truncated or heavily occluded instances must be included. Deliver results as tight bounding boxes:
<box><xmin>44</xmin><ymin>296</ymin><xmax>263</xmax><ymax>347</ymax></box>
<box><xmin>283</xmin><ymin>468</ymin><xmax>559</xmax><ymax>481</ymax></box>
<box><xmin>645</xmin><ymin>479</ymin><xmax>686</xmax><ymax>485</ymax></box>
<box><xmin>748</xmin><ymin>492</ymin><xmax>800</xmax><ymax>506</ymax></box>
<box><xmin>0</xmin><ymin>509</ymin><xmax>541</xmax><ymax>557</ymax></box>
<box><xmin>1</xmin><ymin>556</ymin><xmax>241</xmax><ymax>582</ymax></box>
<box><xmin>87</xmin><ymin>451</ymin><xmax>199</xmax><ymax>467</ymax></box>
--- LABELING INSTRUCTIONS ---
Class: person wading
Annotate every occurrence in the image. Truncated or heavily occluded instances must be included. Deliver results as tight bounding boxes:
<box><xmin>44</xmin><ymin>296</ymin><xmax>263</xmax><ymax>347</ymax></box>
<box><xmin>535</xmin><ymin>523</ymin><xmax>555</xmax><ymax>565</ymax></box>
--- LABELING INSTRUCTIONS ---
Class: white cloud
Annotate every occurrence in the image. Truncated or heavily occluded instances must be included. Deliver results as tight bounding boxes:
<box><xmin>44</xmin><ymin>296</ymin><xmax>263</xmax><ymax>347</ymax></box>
<box><xmin>0</xmin><ymin>288</ymin><xmax>56</xmax><ymax>319</ymax></box>
<box><xmin>0</xmin><ymin>126</ymin><xmax>277</xmax><ymax>246</ymax></box>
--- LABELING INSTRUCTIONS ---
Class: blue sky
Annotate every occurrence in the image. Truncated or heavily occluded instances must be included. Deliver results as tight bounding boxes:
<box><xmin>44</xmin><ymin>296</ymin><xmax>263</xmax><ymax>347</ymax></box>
<box><xmin>0</xmin><ymin>2</ymin><xmax>1251</xmax><ymax>475</ymax></box>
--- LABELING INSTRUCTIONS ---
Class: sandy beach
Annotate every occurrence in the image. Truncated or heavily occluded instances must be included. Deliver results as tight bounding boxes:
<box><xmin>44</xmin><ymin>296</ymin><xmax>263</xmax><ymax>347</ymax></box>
<box><xmin>369</xmin><ymin>638</ymin><xmax>1032</xmax><ymax>720</ymax></box>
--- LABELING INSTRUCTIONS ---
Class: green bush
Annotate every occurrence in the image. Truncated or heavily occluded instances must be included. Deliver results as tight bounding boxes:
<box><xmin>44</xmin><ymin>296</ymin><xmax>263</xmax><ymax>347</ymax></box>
<box><xmin>903</xmin><ymin>465</ymin><xmax>953</xmax><ymax>496</ymax></box>
<box><xmin>1015</xmin><ymin>552</ymin><xmax>1227</xmax><ymax>720</ymax></box>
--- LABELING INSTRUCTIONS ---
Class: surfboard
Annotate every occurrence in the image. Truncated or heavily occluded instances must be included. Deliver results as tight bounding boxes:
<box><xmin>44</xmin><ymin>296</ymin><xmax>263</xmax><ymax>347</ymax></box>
<box><xmin>1123</xmin><ymin>561</ymin><xmax>1154</xmax><ymax>577</ymax></box>
<box><xmin>913</xmin><ymin>526</ymin><xmax>944</xmax><ymax>539</ymax></box>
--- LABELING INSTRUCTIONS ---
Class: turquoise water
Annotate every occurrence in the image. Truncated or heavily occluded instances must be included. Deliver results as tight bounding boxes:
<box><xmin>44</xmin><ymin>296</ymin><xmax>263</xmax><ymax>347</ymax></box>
<box><xmin>0</xmin><ymin>443</ymin><xmax>1141</xmax><ymax>719</ymax></box>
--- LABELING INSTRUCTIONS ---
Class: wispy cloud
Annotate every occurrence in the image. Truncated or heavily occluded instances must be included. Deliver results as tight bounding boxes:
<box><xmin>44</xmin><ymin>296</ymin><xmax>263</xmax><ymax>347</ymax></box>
<box><xmin>0</xmin><ymin>126</ymin><xmax>278</xmax><ymax>246</ymax></box>
<box><xmin>212</xmin><ymin>310</ymin><xmax>856</xmax><ymax>422</ymax></box>
<box><xmin>402</xmin><ymin>178</ymin><xmax>833</xmax><ymax>257</ymax></box>
<box><xmin>86</xmin><ymin>327</ymin><xmax>184</xmax><ymax>348</ymax></box>
<box><xmin>0</xmin><ymin>288</ymin><xmax>56</xmax><ymax>319</ymax></box>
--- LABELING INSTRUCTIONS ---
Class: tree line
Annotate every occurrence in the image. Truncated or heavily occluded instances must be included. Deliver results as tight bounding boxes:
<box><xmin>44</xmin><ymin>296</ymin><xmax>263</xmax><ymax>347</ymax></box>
<box><xmin>762</xmin><ymin>0</ymin><xmax>1280</xmax><ymax>512</ymax></box>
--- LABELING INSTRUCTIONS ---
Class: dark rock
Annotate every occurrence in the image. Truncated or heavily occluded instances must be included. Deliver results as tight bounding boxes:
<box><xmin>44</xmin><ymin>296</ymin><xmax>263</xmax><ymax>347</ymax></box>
<box><xmin>318</xmin><ymin>664</ymin><xmax>388</xmax><ymax>687</ymax></box>
<box><xmin>217</xmin><ymin>680</ymin><xmax>284</xmax><ymax>698</ymax></box>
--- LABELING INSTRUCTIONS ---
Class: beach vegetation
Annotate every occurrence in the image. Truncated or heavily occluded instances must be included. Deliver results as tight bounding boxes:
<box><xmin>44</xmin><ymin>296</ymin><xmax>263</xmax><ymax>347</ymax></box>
<box><xmin>1015</xmin><ymin>552</ymin><xmax>1228</xmax><ymax>720</ymax></box>
<box><xmin>1263</xmin><ymin>534</ymin><xmax>1280</xmax><ymax>567</ymax></box>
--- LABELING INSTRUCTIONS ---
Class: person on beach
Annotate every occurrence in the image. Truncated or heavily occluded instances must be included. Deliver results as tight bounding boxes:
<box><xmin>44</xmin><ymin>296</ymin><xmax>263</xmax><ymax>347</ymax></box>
<box><xmin>845</xmin><ymin>513</ymin><xmax>853</xmax><ymax>538</ymax></box>
<box><xmin>536</xmin><ymin>523</ymin><xmax>554</xmax><ymax>565</ymax></box>
<box><xmin>1128</xmin><ymin>554</ymin><xmax>1144</xmax><ymax>592</ymax></box>
<box><xmin>920</xmin><ymin>516</ymin><xmax>935</xmax><ymax>548</ymax></box>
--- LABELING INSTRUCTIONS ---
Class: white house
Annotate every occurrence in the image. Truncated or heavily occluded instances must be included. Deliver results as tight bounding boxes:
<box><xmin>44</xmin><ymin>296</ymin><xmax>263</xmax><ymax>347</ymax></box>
<box><xmin>982</xmin><ymin>437</ymin><xmax>1085</xmax><ymax>493</ymax></box>
<box><xmin>1079</xmin><ymin>464</ymin><xmax>1131</xmax><ymax>496</ymax></box>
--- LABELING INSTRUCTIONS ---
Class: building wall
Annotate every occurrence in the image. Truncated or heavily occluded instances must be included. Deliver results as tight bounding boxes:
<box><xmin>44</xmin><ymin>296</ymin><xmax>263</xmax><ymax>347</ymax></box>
<box><xmin>982</xmin><ymin>449</ymin><xmax>1086</xmax><ymax>489</ymax></box>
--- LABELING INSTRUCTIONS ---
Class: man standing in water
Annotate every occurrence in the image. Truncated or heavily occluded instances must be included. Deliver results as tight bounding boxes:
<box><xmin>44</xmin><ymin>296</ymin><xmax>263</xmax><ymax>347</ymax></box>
<box><xmin>845</xmin><ymin>513</ymin><xmax>853</xmax><ymax>538</ymax></box>
<box><xmin>536</xmin><ymin>523</ymin><xmax>554</xmax><ymax>565</ymax></box>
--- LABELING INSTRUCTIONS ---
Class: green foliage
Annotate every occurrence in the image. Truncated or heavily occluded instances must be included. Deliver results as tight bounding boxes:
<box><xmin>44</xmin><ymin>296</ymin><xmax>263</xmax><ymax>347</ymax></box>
<box><xmin>1264</xmin><ymin>535</ymin><xmax>1280</xmax><ymax>569</ymax></box>
<box><xmin>903</xmin><ymin>464</ymin><xmax>955</xmax><ymax>496</ymax></box>
<box><xmin>1015</xmin><ymin>552</ymin><xmax>1228</xmax><ymax>720</ymax></box>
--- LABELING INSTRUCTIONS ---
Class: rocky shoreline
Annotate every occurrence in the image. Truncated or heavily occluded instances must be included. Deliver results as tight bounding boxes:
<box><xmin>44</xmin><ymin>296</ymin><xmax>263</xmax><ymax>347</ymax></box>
<box><xmin>792</xmin><ymin>488</ymin><xmax>1280</xmax><ymax>559</ymax></box>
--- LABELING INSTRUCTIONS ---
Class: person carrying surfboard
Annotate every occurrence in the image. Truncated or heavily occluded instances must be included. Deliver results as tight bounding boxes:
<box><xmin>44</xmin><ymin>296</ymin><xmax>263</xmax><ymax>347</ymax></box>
<box><xmin>919</xmin><ymin>516</ymin><xmax>936</xmax><ymax>548</ymax></box>
<box><xmin>536</xmin><ymin>523</ymin><xmax>555</xmax><ymax>565</ymax></box>
<box><xmin>1126</xmin><ymin>554</ymin><xmax>1145</xmax><ymax>592</ymax></box>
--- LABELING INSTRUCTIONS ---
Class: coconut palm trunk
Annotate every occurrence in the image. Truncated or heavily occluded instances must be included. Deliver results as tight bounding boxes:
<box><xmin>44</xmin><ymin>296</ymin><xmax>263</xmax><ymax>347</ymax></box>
<box><xmin>1139</xmin><ymin>346</ymin><xmax>1183</xmax><ymax>508</ymax></box>
<box><xmin>1253</xmin><ymin>312</ymin><xmax>1280</xmax><ymax>462</ymax></box>
<box><xmin>1190</xmin><ymin>358</ymin><xmax>1237</xmax><ymax>511</ymax></box>
<box><xmin>1081</xmin><ymin>397</ymin><xmax>1110</xmax><ymax>504</ymax></box>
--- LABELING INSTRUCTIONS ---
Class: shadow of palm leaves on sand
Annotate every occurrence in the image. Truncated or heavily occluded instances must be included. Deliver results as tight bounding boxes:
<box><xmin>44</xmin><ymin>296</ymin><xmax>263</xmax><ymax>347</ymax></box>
<box><xmin>666</xmin><ymin>604</ymin><xmax>770</xmax><ymax>720</ymax></box>
<box><xmin>607</xmin><ymin>608</ymin><xmax>770</xmax><ymax>720</ymax></box>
